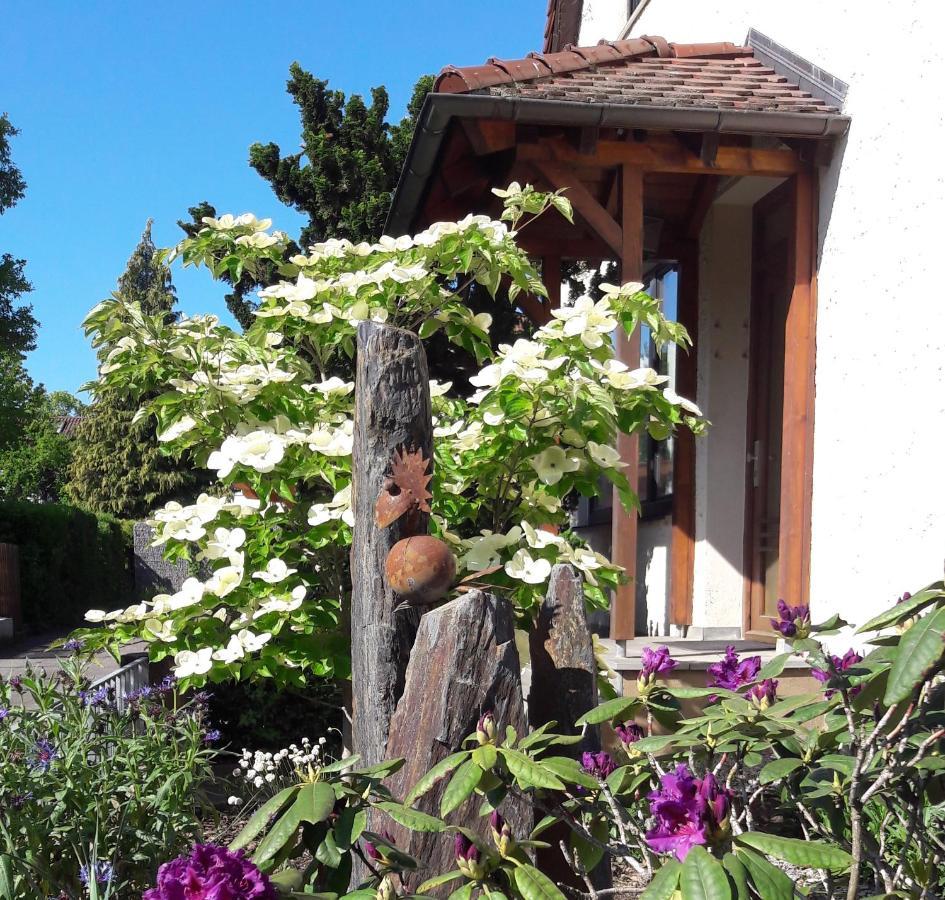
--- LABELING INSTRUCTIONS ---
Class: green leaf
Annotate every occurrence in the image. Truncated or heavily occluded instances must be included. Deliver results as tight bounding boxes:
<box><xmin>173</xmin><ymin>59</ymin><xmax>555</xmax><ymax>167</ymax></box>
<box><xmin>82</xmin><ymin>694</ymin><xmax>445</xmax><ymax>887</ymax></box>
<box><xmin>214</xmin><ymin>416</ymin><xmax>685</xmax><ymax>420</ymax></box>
<box><xmin>440</xmin><ymin>760</ymin><xmax>484</xmax><ymax>816</ymax></box>
<box><xmin>333</xmin><ymin>807</ymin><xmax>367</xmax><ymax>849</ymax></box>
<box><xmin>297</xmin><ymin>781</ymin><xmax>336</xmax><ymax>824</ymax></box>
<box><xmin>680</xmin><ymin>845</ymin><xmax>732</xmax><ymax>900</ymax></box>
<box><xmin>721</xmin><ymin>854</ymin><xmax>750</xmax><ymax>900</ymax></box>
<box><xmin>758</xmin><ymin>758</ymin><xmax>804</xmax><ymax>785</ymax></box>
<box><xmin>315</xmin><ymin>829</ymin><xmax>344</xmax><ymax>868</ymax></box>
<box><xmin>417</xmin><ymin>870</ymin><xmax>465</xmax><ymax>893</ymax></box>
<box><xmin>500</xmin><ymin>749</ymin><xmax>566</xmax><ymax>790</ymax></box>
<box><xmin>669</xmin><ymin>686</ymin><xmax>739</xmax><ymax>700</ymax></box>
<box><xmin>857</xmin><ymin>582</ymin><xmax>944</xmax><ymax>633</ymax></box>
<box><xmin>375</xmin><ymin>801</ymin><xmax>446</xmax><ymax>832</ymax></box>
<box><xmin>735</xmin><ymin>832</ymin><xmax>852</xmax><ymax>872</ymax></box>
<box><xmin>230</xmin><ymin>785</ymin><xmax>298</xmax><ymax>851</ymax></box>
<box><xmin>735</xmin><ymin>847</ymin><xmax>794</xmax><ymax>900</ymax></box>
<box><xmin>447</xmin><ymin>882</ymin><xmax>474</xmax><ymax>900</ymax></box>
<box><xmin>513</xmin><ymin>863</ymin><xmax>568</xmax><ymax>900</ymax></box>
<box><xmin>254</xmin><ymin>796</ymin><xmax>307</xmax><ymax>865</ymax></box>
<box><xmin>312</xmin><ymin>754</ymin><xmax>361</xmax><ymax>775</ymax></box>
<box><xmin>757</xmin><ymin>653</ymin><xmax>793</xmax><ymax>681</ymax></box>
<box><xmin>471</xmin><ymin>744</ymin><xmax>498</xmax><ymax>769</ymax></box>
<box><xmin>884</xmin><ymin>606</ymin><xmax>945</xmax><ymax>704</ymax></box>
<box><xmin>404</xmin><ymin>751</ymin><xmax>469</xmax><ymax>805</ymax></box>
<box><xmin>574</xmin><ymin>695</ymin><xmax>637</xmax><ymax>726</ymax></box>
<box><xmin>640</xmin><ymin>859</ymin><xmax>681</xmax><ymax>900</ymax></box>
<box><xmin>539</xmin><ymin>755</ymin><xmax>600</xmax><ymax>789</ymax></box>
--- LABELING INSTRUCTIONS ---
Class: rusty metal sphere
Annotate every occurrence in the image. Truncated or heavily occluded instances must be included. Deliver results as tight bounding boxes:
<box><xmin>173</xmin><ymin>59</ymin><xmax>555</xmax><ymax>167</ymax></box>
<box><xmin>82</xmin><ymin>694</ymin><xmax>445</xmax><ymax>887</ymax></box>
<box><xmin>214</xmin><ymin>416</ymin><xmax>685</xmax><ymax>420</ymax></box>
<box><xmin>384</xmin><ymin>535</ymin><xmax>456</xmax><ymax>606</ymax></box>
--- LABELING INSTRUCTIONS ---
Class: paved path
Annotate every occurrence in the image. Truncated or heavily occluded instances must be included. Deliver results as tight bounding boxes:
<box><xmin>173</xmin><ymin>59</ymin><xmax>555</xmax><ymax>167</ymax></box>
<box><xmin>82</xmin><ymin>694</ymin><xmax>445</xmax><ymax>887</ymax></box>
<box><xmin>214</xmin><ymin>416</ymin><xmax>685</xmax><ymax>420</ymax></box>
<box><xmin>0</xmin><ymin>630</ymin><xmax>146</xmax><ymax>682</ymax></box>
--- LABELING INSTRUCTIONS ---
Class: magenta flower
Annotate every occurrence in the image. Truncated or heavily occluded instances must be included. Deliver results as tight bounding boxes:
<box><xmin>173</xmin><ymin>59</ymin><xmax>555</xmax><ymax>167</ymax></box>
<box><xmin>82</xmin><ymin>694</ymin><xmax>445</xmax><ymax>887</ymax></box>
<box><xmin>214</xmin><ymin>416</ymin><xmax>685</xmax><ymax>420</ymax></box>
<box><xmin>746</xmin><ymin>678</ymin><xmax>778</xmax><ymax>709</ymax></box>
<box><xmin>454</xmin><ymin>833</ymin><xmax>486</xmax><ymax>879</ymax></box>
<box><xmin>581</xmin><ymin>751</ymin><xmax>617</xmax><ymax>780</ymax></box>
<box><xmin>645</xmin><ymin>765</ymin><xmax>732</xmax><ymax>861</ymax></box>
<box><xmin>638</xmin><ymin>646</ymin><xmax>677</xmax><ymax>693</ymax></box>
<box><xmin>614</xmin><ymin>722</ymin><xmax>644</xmax><ymax>748</ymax></box>
<box><xmin>811</xmin><ymin>649</ymin><xmax>864</xmax><ymax>699</ymax></box>
<box><xmin>490</xmin><ymin>811</ymin><xmax>514</xmax><ymax>856</ymax></box>
<box><xmin>707</xmin><ymin>646</ymin><xmax>761</xmax><ymax>693</ymax></box>
<box><xmin>143</xmin><ymin>843</ymin><xmax>277</xmax><ymax>899</ymax></box>
<box><xmin>364</xmin><ymin>830</ymin><xmax>396</xmax><ymax>862</ymax></box>
<box><xmin>770</xmin><ymin>600</ymin><xmax>811</xmax><ymax>638</ymax></box>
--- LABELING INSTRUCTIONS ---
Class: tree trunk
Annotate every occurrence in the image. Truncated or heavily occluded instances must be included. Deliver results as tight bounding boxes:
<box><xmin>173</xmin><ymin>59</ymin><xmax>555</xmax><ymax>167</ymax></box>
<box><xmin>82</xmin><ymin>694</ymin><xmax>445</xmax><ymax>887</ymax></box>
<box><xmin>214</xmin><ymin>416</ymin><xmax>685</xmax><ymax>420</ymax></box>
<box><xmin>350</xmin><ymin>321</ymin><xmax>432</xmax><ymax>769</ymax></box>
<box><xmin>385</xmin><ymin>589</ymin><xmax>528</xmax><ymax>892</ymax></box>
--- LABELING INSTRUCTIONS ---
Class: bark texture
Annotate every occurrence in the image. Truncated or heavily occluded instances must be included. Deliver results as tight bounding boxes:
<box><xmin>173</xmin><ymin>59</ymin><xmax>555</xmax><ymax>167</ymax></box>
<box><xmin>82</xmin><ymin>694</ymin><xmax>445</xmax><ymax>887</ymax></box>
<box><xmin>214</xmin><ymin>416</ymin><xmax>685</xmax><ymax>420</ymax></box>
<box><xmin>351</xmin><ymin>322</ymin><xmax>432</xmax><ymax>769</ymax></box>
<box><xmin>385</xmin><ymin>590</ymin><xmax>528</xmax><ymax>890</ymax></box>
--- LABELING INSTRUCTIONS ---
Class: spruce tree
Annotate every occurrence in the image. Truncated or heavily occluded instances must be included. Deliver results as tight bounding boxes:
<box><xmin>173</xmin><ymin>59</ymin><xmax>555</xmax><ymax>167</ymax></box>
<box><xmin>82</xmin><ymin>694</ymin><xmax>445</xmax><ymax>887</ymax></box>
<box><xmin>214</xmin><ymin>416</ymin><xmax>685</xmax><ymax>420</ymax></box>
<box><xmin>66</xmin><ymin>221</ymin><xmax>204</xmax><ymax>518</ymax></box>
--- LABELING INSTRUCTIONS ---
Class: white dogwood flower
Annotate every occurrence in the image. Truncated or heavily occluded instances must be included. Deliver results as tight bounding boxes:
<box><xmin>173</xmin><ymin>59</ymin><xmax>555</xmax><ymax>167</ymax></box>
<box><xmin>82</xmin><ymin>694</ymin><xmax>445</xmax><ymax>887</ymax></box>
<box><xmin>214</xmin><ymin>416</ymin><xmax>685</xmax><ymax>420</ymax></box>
<box><xmin>663</xmin><ymin>388</ymin><xmax>703</xmax><ymax>417</ymax></box>
<box><xmin>522</xmin><ymin>522</ymin><xmax>565</xmax><ymax>550</ymax></box>
<box><xmin>200</xmin><ymin>527</ymin><xmax>246</xmax><ymax>565</ymax></box>
<box><xmin>529</xmin><ymin>446</ymin><xmax>582</xmax><ymax>485</ymax></box>
<box><xmin>157</xmin><ymin>415</ymin><xmax>198</xmax><ymax>443</ymax></box>
<box><xmin>586</xmin><ymin>441</ymin><xmax>624</xmax><ymax>469</ymax></box>
<box><xmin>505</xmin><ymin>549</ymin><xmax>552</xmax><ymax>585</ymax></box>
<box><xmin>174</xmin><ymin>647</ymin><xmax>214</xmax><ymax>678</ymax></box>
<box><xmin>461</xmin><ymin>527</ymin><xmax>523</xmax><ymax>571</ymax></box>
<box><xmin>252</xmin><ymin>558</ymin><xmax>297</xmax><ymax>584</ymax></box>
<box><xmin>306</xmin><ymin>377</ymin><xmax>353</xmax><ymax>397</ymax></box>
<box><xmin>207</xmin><ymin>564</ymin><xmax>244</xmax><ymax>598</ymax></box>
<box><xmin>549</xmin><ymin>296</ymin><xmax>618</xmax><ymax>349</ymax></box>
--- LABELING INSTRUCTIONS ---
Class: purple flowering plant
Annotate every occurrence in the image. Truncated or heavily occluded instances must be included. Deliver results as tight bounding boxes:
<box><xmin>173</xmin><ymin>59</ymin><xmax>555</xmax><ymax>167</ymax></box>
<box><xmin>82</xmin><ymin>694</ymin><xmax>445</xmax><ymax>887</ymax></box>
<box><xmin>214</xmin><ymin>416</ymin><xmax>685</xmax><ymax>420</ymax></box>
<box><xmin>144</xmin><ymin>843</ymin><xmax>277</xmax><ymax>900</ymax></box>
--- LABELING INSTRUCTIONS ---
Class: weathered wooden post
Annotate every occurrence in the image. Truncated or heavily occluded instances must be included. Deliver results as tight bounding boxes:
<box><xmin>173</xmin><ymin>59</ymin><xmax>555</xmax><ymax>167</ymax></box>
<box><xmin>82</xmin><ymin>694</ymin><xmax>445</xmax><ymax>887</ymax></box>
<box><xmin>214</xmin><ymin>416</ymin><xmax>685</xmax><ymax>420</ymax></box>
<box><xmin>350</xmin><ymin>321</ymin><xmax>432</xmax><ymax>769</ymax></box>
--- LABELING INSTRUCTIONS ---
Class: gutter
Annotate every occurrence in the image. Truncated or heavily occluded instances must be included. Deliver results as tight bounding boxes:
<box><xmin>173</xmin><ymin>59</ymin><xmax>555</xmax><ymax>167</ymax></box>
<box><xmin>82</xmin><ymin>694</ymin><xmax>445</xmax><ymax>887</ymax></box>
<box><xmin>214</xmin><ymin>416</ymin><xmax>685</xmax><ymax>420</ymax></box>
<box><xmin>386</xmin><ymin>91</ymin><xmax>849</xmax><ymax>236</ymax></box>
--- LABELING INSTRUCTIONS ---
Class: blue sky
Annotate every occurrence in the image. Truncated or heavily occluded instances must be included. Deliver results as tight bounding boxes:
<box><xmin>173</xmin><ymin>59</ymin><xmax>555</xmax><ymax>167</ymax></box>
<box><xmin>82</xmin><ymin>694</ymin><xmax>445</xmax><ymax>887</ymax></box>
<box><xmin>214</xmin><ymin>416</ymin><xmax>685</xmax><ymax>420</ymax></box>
<box><xmin>1</xmin><ymin>0</ymin><xmax>545</xmax><ymax>395</ymax></box>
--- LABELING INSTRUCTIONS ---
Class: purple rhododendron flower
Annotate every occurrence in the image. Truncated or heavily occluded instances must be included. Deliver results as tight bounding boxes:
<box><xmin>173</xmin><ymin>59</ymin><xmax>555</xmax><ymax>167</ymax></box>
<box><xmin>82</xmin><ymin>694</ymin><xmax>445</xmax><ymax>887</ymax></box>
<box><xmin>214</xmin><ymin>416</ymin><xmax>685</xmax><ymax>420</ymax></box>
<box><xmin>746</xmin><ymin>678</ymin><xmax>779</xmax><ymax>708</ymax></box>
<box><xmin>897</xmin><ymin>591</ymin><xmax>912</xmax><ymax>604</ymax></box>
<box><xmin>614</xmin><ymin>722</ymin><xmax>644</xmax><ymax>747</ymax></box>
<box><xmin>364</xmin><ymin>830</ymin><xmax>396</xmax><ymax>861</ymax></box>
<box><xmin>454</xmin><ymin>833</ymin><xmax>479</xmax><ymax>864</ymax></box>
<box><xmin>811</xmin><ymin>649</ymin><xmax>864</xmax><ymax>699</ymax></box>
<box><xmin>707</xmin><ymin>646</ymin><xmax>761</xmax><ymax>693</ymax></box>
<box><xmin>144</xmin><ymin>844</ymin><xmax>276</xmax><ymax>899</ymax></box>
<box><xmin>581</xmin><ymin>751</ymin><xmax>617</xmax><ymax>780</ymax></box>
<box><xmin>645</xmin><ymin>765</ymin><xmax>732</xmax><ymax>862</ymax></box>
<box><xmin>770</xmin><ymin>600</ymin><xmax>811</xmax><ymax>638</ymax></box>
<box><xmin>640</xmin><ymin>646</ymin><xmax>677</xmax><ymax>680</ymax></box>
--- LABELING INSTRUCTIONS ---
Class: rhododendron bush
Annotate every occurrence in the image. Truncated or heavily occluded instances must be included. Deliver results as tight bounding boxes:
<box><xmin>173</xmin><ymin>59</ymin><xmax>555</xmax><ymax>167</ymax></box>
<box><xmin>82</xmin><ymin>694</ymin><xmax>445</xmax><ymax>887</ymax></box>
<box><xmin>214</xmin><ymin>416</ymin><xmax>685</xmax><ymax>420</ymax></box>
<box><xmin>72</xmin><ymin>185</ymin><xmax>702</xmax><ymax>686</ymax></box>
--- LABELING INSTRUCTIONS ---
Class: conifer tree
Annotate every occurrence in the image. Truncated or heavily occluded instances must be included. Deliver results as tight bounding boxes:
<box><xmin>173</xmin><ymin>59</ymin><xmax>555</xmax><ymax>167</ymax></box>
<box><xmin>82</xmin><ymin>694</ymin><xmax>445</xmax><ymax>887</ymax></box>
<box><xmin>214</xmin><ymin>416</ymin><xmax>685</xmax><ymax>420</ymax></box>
<box><xmin>66</xmin><ymin>221</ymin><xmax>204</xmax><ymax>518</ymax></box>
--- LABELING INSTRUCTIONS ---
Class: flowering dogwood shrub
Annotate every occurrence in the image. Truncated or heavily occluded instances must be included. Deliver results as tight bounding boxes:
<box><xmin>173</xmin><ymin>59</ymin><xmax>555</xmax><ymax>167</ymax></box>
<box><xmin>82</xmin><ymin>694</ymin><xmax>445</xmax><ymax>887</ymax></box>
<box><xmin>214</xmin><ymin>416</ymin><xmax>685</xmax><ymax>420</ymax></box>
<box><xmin>72</xmin><ymin>185</ymin><xmax>702</xmax><ymax>687</ymax></box>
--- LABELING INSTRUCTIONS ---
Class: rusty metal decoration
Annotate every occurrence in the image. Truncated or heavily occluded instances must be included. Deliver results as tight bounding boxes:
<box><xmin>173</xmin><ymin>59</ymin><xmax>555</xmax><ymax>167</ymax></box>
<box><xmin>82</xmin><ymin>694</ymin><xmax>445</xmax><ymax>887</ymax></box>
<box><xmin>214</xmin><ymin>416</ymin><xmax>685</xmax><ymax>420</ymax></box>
<box><xmin>385</xmin><ymin>535</ymin><xmax>457</xmax><ymax>608</ymax></box>
<box><xmin>374</xmin><ymin>446</ymin><xmax>433</xmax><ymax>529</ymax></box>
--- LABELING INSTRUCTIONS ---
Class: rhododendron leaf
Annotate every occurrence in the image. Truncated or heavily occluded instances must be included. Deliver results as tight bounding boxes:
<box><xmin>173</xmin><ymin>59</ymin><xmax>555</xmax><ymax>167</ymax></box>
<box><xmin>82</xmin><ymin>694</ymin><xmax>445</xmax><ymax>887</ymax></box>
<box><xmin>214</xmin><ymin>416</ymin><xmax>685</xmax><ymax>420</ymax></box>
<box><xmin>756</xmin><ymin>652</ymin><xmax>793</xmax><ymax>681</ymax></box>
<box><xmin>680</xmin><ymin>845</ymin><xmax>731</xmax><ymax>900</ymax></box>
<box><xmin>230</xmin><ymin>785</ymin><xmax>298</xmax><ymax>850</ymax></box>
<box><xmin>376</xmin><ymin>801</ymin><xmax>446</xmax><ymax>832</ymax></box>
<box><xmin>758</xmin><ymin>758</ymin><xmax>804</xmax><ymax>785</ymax></box>
<box><xmin>640</xmin><ymin>859</ymin><xmax>681</xmax><ymax>900</ymax></box>
<box><xmin>297</xmin><ymin>781</ymin><xmax>335</xmax><ymax>825</ymax></box>
<box><xmin>540</xmin><ymin>755</ymin><xmax>599</xmax><ymax>789</ymax></box>
<box><xmin>440</xmin><ymin>760</ymin><xmax>484</xmax><ymax>816</ymax></box>
<box><xmin>447</xmin><ymin>882</ymin><xmax>474</xmax><ymax>900</ymax></box>
<box><xmin>500</xmin><ymin>749</ymin><xmax>566</xmax><ymax>791</ymax></box>
<box><xmin>513</xmin><ymin>863</ymin><xmax>567</xmax><ymax>900</ymax></box>
<box><xmin>333</xmin><ymin>807</ymin><xmax>367</xmax><ymax>850</ymax></box>
<box><xmin>857</xmin><ymin>582</ymin><xmax>944</xmax><ymax>633</ymax></box>
<box><xmin>404</xmin><ymin>751</ymin><xmax>469</xmax><ymax>806</ymax></box>
<box><xmin>735</xmin><ymin>833</ymin><xmax>852</xmax><ymax>873</ymax></box>
<box><xmin>574</xmin><ymin>696</ymin><xmax>637</xmax><ymax>726</ymax></box>
<box><xmin>884</xmin><ymin>606</ymin><xmax>945</xmax><ymax>704</ymax></box>
<box><xmin>721</xmin><ymin>854</ymin><xmax>749</xmax><ymax>900</ymax></box>
<box><xmin>471</xmin><ymin>744</ymin><xmax>497</xmax><ymax>770</ymax></box>
<box><xmin>417</xmin><ymin>870</ymin><xmax>464</xmax><ymax>893</ymax></box>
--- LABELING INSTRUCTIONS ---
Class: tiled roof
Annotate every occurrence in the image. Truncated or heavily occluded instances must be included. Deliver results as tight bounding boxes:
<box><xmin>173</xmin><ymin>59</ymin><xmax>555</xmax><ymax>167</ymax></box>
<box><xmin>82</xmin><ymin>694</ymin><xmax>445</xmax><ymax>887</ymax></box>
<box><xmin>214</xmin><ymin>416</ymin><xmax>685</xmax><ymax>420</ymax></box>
<box><xmin>56</xmin><ymin>415</ymin><xmax>83</xmax><ymax>438</ymax></box>
<box><xmin>434</xmin><ymin>37</ymin><xmax>840</xmax><ymax>115</ymax></box>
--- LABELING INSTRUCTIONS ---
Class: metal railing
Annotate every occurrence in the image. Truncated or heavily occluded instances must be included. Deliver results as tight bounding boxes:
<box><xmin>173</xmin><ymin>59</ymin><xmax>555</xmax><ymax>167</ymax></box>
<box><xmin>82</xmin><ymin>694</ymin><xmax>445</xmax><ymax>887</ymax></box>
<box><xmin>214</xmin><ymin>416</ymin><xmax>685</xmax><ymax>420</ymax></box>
<box><xmin>88</xmin><ymin>654</ymin><xmax>150</xmax><ymax>713</ymax></box>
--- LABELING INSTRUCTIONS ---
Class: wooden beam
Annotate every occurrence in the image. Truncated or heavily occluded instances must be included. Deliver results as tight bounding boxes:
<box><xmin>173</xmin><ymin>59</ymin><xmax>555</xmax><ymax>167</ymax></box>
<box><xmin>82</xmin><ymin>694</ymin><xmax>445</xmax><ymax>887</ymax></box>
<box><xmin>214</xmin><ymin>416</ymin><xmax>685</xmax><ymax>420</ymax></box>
<box><xmin>610</xmin><ymin>165</ymin><xmax>643</xmax><ymax>642</ymax></box>
<box><xmin>776</xmin><ymin>169</ymin><xmax>817</xmax><ymax>608</ymax></box>
<box><xmin>669</xmin><ymin>240</ymin><xmax>699</xmax><ymax>627</ymax></box>
<box><xmin>460</xmin><ymin>118</ymin><xmax>517</xmax><ymax>156</ymax></box>
<box><xmin>533</xmin><ymin>159</ymin><xmax>623</xmax><ymax>258</ymax></box>
<box><xmin>521</xmin><ymin>139</ymin><xmax>801</xmax><ymax>178</ymax></box>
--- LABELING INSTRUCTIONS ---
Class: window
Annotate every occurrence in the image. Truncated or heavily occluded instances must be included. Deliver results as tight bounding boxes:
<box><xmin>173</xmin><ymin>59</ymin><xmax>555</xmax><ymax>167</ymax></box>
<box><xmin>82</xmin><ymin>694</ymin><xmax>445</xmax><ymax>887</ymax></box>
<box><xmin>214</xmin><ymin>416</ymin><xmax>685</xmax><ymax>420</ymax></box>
<box><xmin>638</xmin><ymin>265</ymin><xmax>678</xmax><ymax>516</ymax></box>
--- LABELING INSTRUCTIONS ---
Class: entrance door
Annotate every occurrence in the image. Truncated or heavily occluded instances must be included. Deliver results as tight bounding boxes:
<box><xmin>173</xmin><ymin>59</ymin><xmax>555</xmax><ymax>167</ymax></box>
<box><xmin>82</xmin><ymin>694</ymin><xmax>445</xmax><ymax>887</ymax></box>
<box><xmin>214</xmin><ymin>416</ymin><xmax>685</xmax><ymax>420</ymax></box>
<box><xmin>744</xmin><ymin>182</ymin><xmax>793</xmax><ymax>636</ymax></box>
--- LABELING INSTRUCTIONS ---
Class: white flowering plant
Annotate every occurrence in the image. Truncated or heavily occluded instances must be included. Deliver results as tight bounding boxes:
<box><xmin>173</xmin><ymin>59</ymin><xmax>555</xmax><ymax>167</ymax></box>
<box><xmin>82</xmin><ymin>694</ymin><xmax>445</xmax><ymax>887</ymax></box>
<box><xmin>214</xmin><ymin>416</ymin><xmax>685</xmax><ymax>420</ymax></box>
<box><xmin>71</xmin><ymin>183</ymin><xmax>703</xmax><ymax>687</ymax></box>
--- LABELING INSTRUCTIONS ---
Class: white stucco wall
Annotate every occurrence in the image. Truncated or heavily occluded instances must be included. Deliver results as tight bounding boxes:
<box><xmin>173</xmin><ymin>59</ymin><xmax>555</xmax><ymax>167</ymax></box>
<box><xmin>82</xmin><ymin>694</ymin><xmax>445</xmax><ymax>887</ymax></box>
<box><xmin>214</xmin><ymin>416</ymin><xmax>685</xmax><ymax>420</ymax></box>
<box><xmin>577</xmin><ymin>0</ymin><xmax>631</xmax><ymax>46</ymax></box>
<box><xmin>614</xmin><ymin>1</ymin><xmax>945</xmax><ymax>629</ymax></box>
<box><xmin>637</xmin><ymin>517</ymin><xmax>672</xmax><ymax>635</ymax></box>
<box><xmin>690</xmin><ymin>203</ymin><xmax>753</xmax><ymax>628</ymax></box>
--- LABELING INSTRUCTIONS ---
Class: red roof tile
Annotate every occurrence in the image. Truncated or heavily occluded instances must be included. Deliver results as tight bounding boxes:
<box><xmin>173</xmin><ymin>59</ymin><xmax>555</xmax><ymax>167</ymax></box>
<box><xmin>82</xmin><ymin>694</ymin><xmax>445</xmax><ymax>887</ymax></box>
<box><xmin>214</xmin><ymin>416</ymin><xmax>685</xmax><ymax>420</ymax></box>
<box><xmin>434</xmin><ymin>37</ymin><xmax>840</xmax><ymax>116</ymax></box>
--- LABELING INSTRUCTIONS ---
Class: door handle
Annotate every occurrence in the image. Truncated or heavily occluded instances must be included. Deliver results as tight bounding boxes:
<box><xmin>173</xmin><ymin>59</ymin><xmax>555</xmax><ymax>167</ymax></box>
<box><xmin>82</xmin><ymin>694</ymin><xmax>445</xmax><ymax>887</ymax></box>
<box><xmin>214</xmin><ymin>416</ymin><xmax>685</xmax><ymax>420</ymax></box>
<box><xmin>747</xmin><ymin>439</ymin><xmax>763</xmax><ymax>488</ymax></box>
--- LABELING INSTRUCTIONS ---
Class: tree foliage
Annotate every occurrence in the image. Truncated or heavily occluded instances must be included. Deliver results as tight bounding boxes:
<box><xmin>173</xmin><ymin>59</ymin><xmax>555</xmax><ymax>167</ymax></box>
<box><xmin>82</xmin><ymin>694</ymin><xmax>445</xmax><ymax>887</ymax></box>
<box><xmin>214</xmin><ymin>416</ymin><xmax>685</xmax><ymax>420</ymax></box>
<box><xmin>66</xmin><ymin>221</ymin><xmax>204</xmax><ymax>518</ymax></box>
<box><xmin>0</xmin><ymin>113</ymin><xmax>38</xmax><ymax>357</ymax></box>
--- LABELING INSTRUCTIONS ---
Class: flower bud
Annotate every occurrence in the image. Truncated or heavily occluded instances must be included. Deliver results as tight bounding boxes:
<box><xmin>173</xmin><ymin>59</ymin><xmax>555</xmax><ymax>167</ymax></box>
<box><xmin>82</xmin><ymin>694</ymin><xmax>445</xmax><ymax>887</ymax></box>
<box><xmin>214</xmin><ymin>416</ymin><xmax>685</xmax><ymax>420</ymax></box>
<box><xmin>490</xmin><ymin>811</ymin><xmax>515</xmax><ymax>858</ymax></box>
<box><xmin>476</xmin><ymin>712</ymin><xmax>496</xmax><ymax>746</ymax></box>
<box><xmin>454</xmin><ymin>834</ymin><xmax>486</xmax><ymax>880</ymax></box>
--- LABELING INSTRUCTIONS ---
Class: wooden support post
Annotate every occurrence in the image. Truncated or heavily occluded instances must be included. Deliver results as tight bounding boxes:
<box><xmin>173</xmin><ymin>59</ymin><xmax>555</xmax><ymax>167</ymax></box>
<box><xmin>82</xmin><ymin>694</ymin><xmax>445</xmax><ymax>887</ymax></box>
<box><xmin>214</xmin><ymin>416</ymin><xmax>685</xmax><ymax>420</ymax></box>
<box><xmin>610</xmin><ymin>165</ymin><xmax>644</xmax><ymax>642</ymax></box>
<box><xmin>777</xmin><ymin>169</ymin><xmax>817</xmax><ymax>607</ymax></box>
<box><xmin>350</xmin><ymin>322</ymin><xmax>433</xmax><ymax>769</ymax></box>
<box><xmin>669</xmin><ymin>240</ymin><xmax>699</xmax><ymax>627</ymax></box>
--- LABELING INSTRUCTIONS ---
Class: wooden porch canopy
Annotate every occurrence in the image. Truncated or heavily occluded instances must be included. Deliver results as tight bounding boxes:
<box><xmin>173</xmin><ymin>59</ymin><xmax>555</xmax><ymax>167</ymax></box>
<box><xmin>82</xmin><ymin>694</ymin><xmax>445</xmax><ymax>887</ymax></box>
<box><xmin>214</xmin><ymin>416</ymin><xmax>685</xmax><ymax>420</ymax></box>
<box><xmin>386</xmin><ymin>35</ymin><xmax>849</xmax><ymax>640</ymax></box>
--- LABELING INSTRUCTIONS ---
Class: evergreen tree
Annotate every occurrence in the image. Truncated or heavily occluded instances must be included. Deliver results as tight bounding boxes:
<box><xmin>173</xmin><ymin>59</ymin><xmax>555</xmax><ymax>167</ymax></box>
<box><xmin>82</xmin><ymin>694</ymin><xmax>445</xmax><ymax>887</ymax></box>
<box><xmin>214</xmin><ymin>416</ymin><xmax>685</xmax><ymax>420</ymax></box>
<box><xmin>0</xmin><ymin>114</ymin><xmax>38</xmax><ymax>357</ymax></box>
<box><xmin>66</xmin><ymin>221</ymin><xmax>204</xmax><ymax>518</ymax></box>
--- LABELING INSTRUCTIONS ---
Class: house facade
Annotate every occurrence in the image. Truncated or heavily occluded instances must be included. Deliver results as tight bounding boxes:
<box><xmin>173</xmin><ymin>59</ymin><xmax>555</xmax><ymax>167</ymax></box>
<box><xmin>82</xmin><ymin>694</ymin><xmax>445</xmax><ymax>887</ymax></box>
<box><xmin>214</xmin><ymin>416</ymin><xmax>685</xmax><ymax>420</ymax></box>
<box><xmin>387</xmin><ymin>0</ymin><xmax>945</xmax><ymax>648</ymax></box>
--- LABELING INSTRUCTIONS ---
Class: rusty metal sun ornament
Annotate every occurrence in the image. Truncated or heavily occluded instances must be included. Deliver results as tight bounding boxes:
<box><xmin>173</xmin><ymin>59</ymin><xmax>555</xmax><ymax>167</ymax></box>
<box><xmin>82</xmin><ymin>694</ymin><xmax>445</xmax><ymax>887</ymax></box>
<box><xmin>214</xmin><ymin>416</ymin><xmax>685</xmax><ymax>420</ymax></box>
<box><xmin>374</xmin><ymin>446</ymin><xmax>433</xmax><ymax>529</ymax></box>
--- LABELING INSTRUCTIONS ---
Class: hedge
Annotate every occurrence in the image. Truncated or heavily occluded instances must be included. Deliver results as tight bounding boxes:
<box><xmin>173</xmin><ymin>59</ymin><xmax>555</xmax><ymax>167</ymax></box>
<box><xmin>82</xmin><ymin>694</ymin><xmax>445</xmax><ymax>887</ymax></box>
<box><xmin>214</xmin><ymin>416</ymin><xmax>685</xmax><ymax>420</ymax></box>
<box><xmin>0</xmin><ymin>502</ymin><xmax>133</xmax><ymax>629</ymax></box>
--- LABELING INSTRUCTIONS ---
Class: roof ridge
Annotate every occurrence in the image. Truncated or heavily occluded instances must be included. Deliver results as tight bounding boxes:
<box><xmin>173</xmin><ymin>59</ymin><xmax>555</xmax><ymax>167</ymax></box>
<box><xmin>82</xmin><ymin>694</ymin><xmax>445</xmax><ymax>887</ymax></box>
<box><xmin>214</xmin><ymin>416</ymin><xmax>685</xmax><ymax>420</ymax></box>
<box><xmin>434</xmin><ymin>37</ymin><xmax>751</xmax><ymax>94</ymax></box>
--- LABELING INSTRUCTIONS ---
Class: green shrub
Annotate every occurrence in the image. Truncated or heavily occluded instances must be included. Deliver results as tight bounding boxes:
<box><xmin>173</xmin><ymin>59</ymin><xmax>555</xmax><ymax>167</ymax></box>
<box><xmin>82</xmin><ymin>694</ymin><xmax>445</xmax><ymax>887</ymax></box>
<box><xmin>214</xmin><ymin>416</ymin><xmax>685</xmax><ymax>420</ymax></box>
<box><xmin>0</xmin><ymin>502</ymin><xmax>133</xmax><ymax>629</ymax></box>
